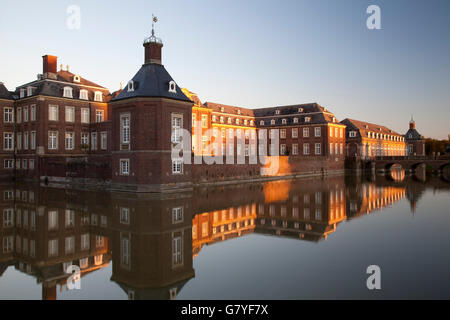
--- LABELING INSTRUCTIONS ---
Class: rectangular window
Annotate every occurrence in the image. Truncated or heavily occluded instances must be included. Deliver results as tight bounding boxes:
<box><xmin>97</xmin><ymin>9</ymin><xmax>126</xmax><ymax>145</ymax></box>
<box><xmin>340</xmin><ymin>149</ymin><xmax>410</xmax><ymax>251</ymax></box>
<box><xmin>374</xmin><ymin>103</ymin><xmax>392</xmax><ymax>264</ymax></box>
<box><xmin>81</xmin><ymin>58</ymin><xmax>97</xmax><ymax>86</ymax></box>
<box><xmin>335</xmin><ymin>143</ymin><xmax>339</xmax><ymax>155</ymax></box>
<box><xmin>23</xmin><ymin>106</ymin><xmax>29</xmax><ymax>122</ymax></box>
<box><xmin>65</xmin><ymin>134</ymin><xmax>75</xmax><ymax>152</ymax></box>
<box><xmin>4</xmin><ymin>107</ymin><xmax>13</xmax><ymax>123</ymax></box>
<box><xmin>17</xmin><ymin>133</ymin><xmax>22</xmax><ymax>150</ymax></box>
<box><xmin>119</xmin><ymin>159</ymin><xmax>129</xmax><ymax>176</ymax></box>
<box><xmin>48</xmin><ymin>210</ymin><xmax>58</xmax><ymax>230</ymax></box>
<box><xmin>81</xmin><ymin>108</ymin><xmax>90</xmax><ymax>123</ymax></box>
<box><xmin>3</xmin><ymin>133</ymin><xmax>13</xmax><ymax>150</ymax></box>
<box><xmin>81</xmin><ymin>133</ymin><xmax>89</xmax><ymax>148</ymax></box>
<box><xmin>330</xmin><ymin>143</ymin><xmax>334</xmax><ymax>155</ymax></box>
<box><xmin>292</xmin><ymin>128</ymin><xmax>298</xmax><ymax>138</ymax></box>
<box><xmin>120</xmin><ymin>113</ymin><xmax>130</xmax><ymax>144</ymax></box>
<box><xmin>65</xmin><ymin>236</ymin><xmax>75</xmax><ymax>254</ymax></box>
<box><xmin>17</xmin><ymin>107</ymin><xmax>22</xmax><ymax>123</ymax></box>
<box><xmin>292</xmin><ymin>144</ymin><xmax>298</xmax><ymax>155</ymax></box>
<box><xmin>3</xmin><ymin>209</ymin><xmax>14</xmax><ymax>227</ymax></box>
<box><xmin>201</xmin><ymin>114</ymin><xmax>208</xmax><ymax>128</ymax></box>
<box><xmin>172</xmin><ymin>235</ymin><xmax>183</xmax><ymax>266</ymax></box>
<box><xmin>95</xmin><ymin>110</ymin><xmax>104</xmax><ymax>122</ymax></box>
<box><xmin>280</xmin><ymin>129</ymin><xmax>286</xmax><ymax>139</ymax></box>
<box><xmin>4</xmin><ymin>159</ymin><xmax>14</xmax><ymax>169</ymax></box>
<box><xmin>30</xmin><ymin>105</ymin><xmax>36</xmax><ymax>121</ymax></box>
<box><xmin>29</xmin><ymin>159</ymin><xmax>34</xmax><ymax>170</ymax></box>
<box><xmin>330</xmin><ymin>127</ymin><xmax>333</xmax><ymax>137</ymax></box>
<box><xmin>172</xmin><ymin>160</ymin><xmax>182</xmax><ymax>174</ymax></box>
<box><xmin>49</xmin><ymin>105</ymin><xmax>58</xmax><ymax>121</ymax></box>
<box><xmin>24</xmin><ymin>132</ymin><xmax>29</xmax><ymax>150</ymax></box>
<box><xmin>65</xmin><ymin>106</ymin><xmax>75</xmax><ymax>122</ymax></box>
<box><xmin>81</xmin><ymin>234</ymin><xmax>90</xmax><ymax>250</ymax></box>
<box><xmin>48</xmin><ymin>131</ymin><xmax>58</xmax><ymax>150</ymax></box>
<box><xmin>30</xmin><ymin>131</ymin><xmax>36</xmax><ymax>150</ymax></box>
<box><xmin>101</xmin><ymin>132</ymin><xmax>107</xmax><ymax>150</ymax></box>
<box><xmin>171</xmin><ymin>114</ymin><xmax>183</xmax><ymax>143</ymax></box>
<box><xmin>303</xmin><ymin>143</ymin><xmax>310</xmax><ymax>155</ymax></box>
<box><xmin>22</xmin><ymin>159</ymin><xmax>27</xmax><ymax>169</ymax></box>
<box><xmin>120</xmin><ymin>207</ymin><xmax>130</xmax><ymax>224</ymax></box>
<box><xmin>172</xmin><ymin>207</ymin><xmax>183</xmax><ymax>224</ymax></box>
<box><xmin>315</xmin><ymin>143</ymin><xmax>321</xmax><ymax>155</ymax></box>
<box><xmin>280</xmin><ymin>144</ymin><xmax>286</xmax><ymax>155</ymax></box>
<box><xmin>91</xmin><ymin>132</ymin><xmax>97</xmax><ymax>150</ymax></box>
<box><xmin>315</xmin><ymin>127</ymin><xmax>321</xmax><ymax>137</ymax></box>
<box><xmin>48</xmin><ymin>239</ymin><xmax>58</xmax><ymax>257</ymax></box>
<box><xmin>303</xmin><ymin>127</ymin><xmax>309</xmax><ymax>138</ymax></box>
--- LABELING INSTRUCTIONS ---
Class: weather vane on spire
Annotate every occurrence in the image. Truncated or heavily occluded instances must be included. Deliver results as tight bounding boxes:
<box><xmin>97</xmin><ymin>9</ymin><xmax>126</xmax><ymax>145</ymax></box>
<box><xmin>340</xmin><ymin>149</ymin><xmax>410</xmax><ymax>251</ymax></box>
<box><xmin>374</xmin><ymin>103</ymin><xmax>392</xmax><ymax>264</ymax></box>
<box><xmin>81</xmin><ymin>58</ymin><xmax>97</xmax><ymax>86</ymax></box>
<box><xmin>152</xmin><ymin>14</ymin><xmax>158</xmax><ymax>36</ymax></box>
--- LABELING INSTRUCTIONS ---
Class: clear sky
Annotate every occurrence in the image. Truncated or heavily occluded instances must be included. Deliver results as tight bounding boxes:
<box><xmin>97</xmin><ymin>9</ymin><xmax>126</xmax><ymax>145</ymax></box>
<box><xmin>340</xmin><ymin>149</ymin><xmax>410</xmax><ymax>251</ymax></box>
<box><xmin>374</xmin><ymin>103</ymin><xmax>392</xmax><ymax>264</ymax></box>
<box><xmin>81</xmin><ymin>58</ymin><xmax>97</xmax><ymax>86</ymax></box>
<box><xmin>0</xmin><ymin>0</ymin><xmax>449</xmax><ymax>139</ymax></box>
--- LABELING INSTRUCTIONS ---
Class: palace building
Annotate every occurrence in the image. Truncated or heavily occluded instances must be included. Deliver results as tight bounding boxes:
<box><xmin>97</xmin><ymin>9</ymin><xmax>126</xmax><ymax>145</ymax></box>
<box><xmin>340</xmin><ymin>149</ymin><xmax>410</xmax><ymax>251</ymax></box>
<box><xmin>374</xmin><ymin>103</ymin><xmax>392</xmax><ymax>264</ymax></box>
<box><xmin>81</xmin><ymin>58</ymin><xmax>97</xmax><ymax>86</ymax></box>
<box><xmin>0</xmin><ymin>26</ymin><xmax>418</xmax><ymax>192</ymax></box>
<box><xmin>341</xmin><ymin>118</ymin><xmax>407</xmax><ymax>158</ymax></box>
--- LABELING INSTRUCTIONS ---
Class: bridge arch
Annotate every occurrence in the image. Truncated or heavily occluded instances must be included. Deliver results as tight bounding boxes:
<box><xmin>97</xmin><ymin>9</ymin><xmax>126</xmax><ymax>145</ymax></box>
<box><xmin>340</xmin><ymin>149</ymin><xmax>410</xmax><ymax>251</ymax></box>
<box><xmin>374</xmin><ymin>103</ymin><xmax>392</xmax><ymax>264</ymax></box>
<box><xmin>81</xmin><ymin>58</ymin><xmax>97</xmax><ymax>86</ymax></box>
<box><xmin>410</xmin><ymin>162</ymin><xmax>427</xmax><ymax>171</ymax></box>
<box><xmin>439</xmin><ymin>162</ymin><xmax>450</xmax><ymax>172</ymax></box>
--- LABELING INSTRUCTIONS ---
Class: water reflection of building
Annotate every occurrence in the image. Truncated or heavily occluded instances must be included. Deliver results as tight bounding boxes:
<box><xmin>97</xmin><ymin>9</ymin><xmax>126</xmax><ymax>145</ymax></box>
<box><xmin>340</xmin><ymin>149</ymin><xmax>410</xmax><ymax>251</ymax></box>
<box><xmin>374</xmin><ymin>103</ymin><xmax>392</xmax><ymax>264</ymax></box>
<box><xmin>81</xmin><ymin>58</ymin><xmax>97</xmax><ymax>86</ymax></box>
<box><xmin>2</xmin><ymin>174</ymin><xmax>442</xmax><ymax>300</ymax></box>
<box><xmin>346</xmin><ymin>178</ymin><xmax>406</xmax><ymax>220</ymax></box>
<box><xmin>109</xmin><ymin>193</ymin><xmax>195</xmax><ymax>300</ymax></box>
<box><xmin>0</xmin><ymin>184</ymin><xmax>112</xmax><ymax>300</ymax></box>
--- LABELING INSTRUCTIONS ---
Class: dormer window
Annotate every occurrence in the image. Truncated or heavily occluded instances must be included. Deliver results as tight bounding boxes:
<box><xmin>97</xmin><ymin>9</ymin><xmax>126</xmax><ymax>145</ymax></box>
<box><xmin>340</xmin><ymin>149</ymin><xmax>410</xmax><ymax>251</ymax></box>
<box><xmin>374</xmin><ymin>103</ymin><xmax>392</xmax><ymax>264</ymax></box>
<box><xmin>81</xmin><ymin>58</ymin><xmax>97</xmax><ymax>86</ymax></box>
<box><xmin>220</xmin><ymin>107</ymin><xmax>224</xmax><ymax>112</ymax></box>
<box><xmin>127</xmin><ymin>80</ymin><xmax>135</xmax><ymax>92</ymax></box>
<box><xmin>73</xmin><ymin>75</ymin><xmax>81</xmax><ymax>83</ymax></box>
<box><xmin>244</xmin><ymin>119</ymin><xmax>247</xmax><ymax>125</ymax></box>
<box><xmin>27</xmin><ymin>86</ymin><xmax>33</xmax><ymax>97</ymax></box>
<box><xmin>270</xmin><ymin>119</ymin><xmax>275</xmax><ymax>125</ymax></box>
<box><xmin>20</xmin><ymin>89</ymin><xmax>26</xmax><ymax>98</ymax></box>
<box><xmin>94</xmin><ymin>91</ymin><xmax>103</xmax><ymax>102</ymax></box>
<box><xmin>275</xmin><ymin>110</ymin><xmax>280</xmax><ymax>115</ymax></box>
<box><xmin>281</xmin><ymin>119</ymin><xmax>287</xmax><ymax>125</ymax></box>
<box><xmin>220</xmin><ymin>116</ymin><xmax>224</xmax><ymax>123</ymax></box>
<box><xmin>293</xmin><ymin>117</ymin><xmax>299</xmax><ymax>123</ymax></box>
<box><xmin>228</xmin><ymin>118</ymin><xmax>232</xmax><ymax>124</ymax></box>
<box><xmin>236</xmin><ymin>118</ymin><xmax>240</xmax><ymax>125</ymax></box>
<box><xmin>237</xmin><ymin>109</ymin><xmax>241</xmax><ymax>115</ymax></box>
<box><xmin>250</xmin><ymin>120</ymin><xmax>254</xmax><ymax>126</ymax></box>
<box><xmin>260</xmin><ymin>120</ymin><xmax>264</xmax><ymax>126</ymax></box>
<box><xmin>79</xmin><ymin>89</ymin><xmax>88</xmax><ymax>100</ymax></box>
<box><xmin>332</xmin><ymin>117</ymin><xmax>336</xmax><ymax>123</ymax></box>
<box><xmin>305</xmin><ymin>117</ymin><xmax>311</xmax><ymax>123</ymax></box>
<box><xmin>349</xmin><ymin>131</ymin><xmax>357</xmax><ymax>138</ymax></box>
<box><xmin>63</xmin><ymin>87</ymin><xmax>73</xmax><ymax>98</ymax></box>
<box><xmin>298</xmin><ymin>108</ymin><xmax>303</xmax><ymax>113</ymax></box>
<box><xmin>168</xmin><ymin>80</ymin><xmax>177</xmax><ymax>93</ymax></box>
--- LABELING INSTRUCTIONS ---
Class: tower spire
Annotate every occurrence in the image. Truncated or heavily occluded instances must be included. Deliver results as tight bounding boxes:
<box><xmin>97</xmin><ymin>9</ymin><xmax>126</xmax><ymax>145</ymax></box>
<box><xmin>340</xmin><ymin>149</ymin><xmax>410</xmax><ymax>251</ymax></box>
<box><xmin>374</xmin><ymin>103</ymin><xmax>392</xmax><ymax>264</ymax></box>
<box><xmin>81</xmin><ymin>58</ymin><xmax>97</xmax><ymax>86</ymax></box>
<box><xmin>143</xmin><ymin>15</ymin><xmax>163</xmax><ymax>64</ymax></box>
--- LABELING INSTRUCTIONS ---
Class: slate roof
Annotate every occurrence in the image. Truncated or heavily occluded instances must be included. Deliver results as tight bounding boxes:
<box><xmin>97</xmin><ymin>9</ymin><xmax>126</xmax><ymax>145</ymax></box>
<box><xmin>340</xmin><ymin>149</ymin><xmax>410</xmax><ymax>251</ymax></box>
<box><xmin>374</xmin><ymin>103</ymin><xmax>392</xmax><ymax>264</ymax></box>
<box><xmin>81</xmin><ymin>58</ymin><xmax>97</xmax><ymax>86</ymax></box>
<box><xmin>112</xmin><ymin>64</ymin><xmax>190</xmax><ymax>102</ymax></box>
<box><xmin>205</xmin><ymin>102</ymin><xmax>255</xmax><ymax>117</ymax></box>
<box><xmin>405</xmin><ymin>128</ymin><xmax>423</xmax><ymax>140</ymax></box>
<box><xmin>14</xmin><ymin>70</ymin><xmax>109</xmax><ymax>101</ymax></box>
<box><xmin>341</xmin><ymin>118</ymin><xmax>403</xmax><ymax>137</ymax></box>
<box><xmin>0</xmin><ymin>82</ymin><xmax>13</xmax><ymax>100</ymax></box>
<box><xmin>255</xmin><ymin>103</ymin><xmax>339</xmax><ymax>126</ymax></box>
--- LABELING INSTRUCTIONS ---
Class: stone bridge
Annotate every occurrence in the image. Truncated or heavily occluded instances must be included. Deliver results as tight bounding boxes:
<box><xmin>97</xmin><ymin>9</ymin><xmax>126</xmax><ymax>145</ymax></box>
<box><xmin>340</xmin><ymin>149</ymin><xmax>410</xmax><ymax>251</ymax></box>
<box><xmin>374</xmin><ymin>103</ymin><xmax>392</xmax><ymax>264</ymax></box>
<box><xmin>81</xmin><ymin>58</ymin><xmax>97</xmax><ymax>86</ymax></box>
<box><xmin>368</xmin><ymin>155</ymin><xmax>450</xmax><ymax>173</ymax></box>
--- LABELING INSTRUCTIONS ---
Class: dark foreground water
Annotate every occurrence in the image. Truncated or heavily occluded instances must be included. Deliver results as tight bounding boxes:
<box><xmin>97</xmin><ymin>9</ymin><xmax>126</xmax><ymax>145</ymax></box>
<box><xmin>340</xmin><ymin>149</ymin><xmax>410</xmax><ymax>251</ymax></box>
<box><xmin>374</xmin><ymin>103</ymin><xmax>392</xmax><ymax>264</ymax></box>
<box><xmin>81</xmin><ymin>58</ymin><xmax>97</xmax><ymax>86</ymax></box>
<box><xmin>0</xmin><ymin>171</ymin><xmax>449</xmax><ymax>300</ymax></box>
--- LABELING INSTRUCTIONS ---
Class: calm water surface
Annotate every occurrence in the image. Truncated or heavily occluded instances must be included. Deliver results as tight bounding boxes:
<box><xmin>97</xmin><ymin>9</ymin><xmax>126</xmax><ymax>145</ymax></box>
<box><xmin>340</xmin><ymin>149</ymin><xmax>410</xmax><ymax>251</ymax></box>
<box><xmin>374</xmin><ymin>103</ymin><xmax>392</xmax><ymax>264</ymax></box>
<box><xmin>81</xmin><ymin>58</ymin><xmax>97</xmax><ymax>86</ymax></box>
<box><xmin>0</xmin><ymin>171</ymin><xmax>449</xmax><ymax>300</ymax></box>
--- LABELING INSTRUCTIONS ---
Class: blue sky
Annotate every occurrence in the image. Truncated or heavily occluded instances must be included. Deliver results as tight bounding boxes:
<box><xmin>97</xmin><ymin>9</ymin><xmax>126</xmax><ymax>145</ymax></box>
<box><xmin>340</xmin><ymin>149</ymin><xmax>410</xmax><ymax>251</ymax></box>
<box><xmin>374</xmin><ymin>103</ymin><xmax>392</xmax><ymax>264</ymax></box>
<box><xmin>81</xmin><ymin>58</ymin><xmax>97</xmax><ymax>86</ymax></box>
<box><xmin>0</xmin><ymin>0</ymin><xmax>449</xmax><ymax>139</ymax></box>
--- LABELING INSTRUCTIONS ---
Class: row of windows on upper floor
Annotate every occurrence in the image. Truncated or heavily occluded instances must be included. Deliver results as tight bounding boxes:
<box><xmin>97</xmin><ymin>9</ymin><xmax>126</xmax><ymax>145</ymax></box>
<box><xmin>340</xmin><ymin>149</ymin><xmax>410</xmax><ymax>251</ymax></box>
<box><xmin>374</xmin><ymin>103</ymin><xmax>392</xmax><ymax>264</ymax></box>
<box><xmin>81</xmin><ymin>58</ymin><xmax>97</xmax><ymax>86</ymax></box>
<box><xmin>19</xmin><ymin>86</ymin><xmax>104</xmax><ymax>102</ymax></box>
<box><xmin>194</xmin><ymin>127</ymin><xmax>342</xmax><ymax>141</ymax></box>
<box><xmin>195</xmin><ymin>113</ymin><xmax>338</xmax><ymax>127</ymax></box>
<box><xmin>349</xmin><ymin>130</ymin><xmax>405</xmax><ymax>142</ymax></box>
<box><xmin>214</xmin><ymin>106</ymin><xmax>314</xmax><ymax>116</ymax></box>
<box><xmin>2</xmin><ymin>131</ymin><xmax>107</xmax><ymax>151</ymax></box>
<box><xmin>3</xmin><ymin>106</ymin><xmax>105</xmax><ymax>124</ymax></box>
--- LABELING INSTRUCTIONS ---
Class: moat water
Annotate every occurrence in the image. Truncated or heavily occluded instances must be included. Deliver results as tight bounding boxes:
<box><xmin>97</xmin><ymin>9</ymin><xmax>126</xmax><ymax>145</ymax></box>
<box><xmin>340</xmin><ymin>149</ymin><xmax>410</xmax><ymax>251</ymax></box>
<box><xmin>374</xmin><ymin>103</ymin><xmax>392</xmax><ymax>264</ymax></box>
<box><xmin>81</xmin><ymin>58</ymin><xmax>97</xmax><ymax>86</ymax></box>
<box><xmin>0</xmin><ymin>170</ymin><xmax>449</xmax><ymax>300</ymax></box>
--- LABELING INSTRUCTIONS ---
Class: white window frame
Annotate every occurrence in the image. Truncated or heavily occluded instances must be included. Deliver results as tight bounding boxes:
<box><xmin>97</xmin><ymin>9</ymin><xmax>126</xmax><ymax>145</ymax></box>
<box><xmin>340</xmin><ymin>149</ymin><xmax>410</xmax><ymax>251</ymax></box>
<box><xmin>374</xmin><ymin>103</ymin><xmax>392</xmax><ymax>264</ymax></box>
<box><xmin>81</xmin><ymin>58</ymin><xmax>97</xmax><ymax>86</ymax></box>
<box><xmin>65</xmin><ymin>106</ymin><xmax>75</xmax><ymax>122</ymax></box>
<box><xmin>120</xmin><ymin>159</ymin><xmax>129</xmax><ymax>176</ymax></box>
<box><xmin>48</xmin><ymin>131</ymin><xmax>58</xmax><ymax>150</ymax></box>
<box><xmin>63</xmin><ymin>87</ymin><xmax>73</xmax><ymax>99</ymax></box>
<box><xmin>81</xmin><ymin>108</ymin><xmax>90</xmax><ymax>123</ymax></box>
<box><xmin>101</xmin><ymin>132</ymin><xmax>107</xmax><ymax>150</ymax></box>
<box><xmin>80</xmin><ymin>89</ymin><xmax>89</xmax><ymax>100</ymax></box>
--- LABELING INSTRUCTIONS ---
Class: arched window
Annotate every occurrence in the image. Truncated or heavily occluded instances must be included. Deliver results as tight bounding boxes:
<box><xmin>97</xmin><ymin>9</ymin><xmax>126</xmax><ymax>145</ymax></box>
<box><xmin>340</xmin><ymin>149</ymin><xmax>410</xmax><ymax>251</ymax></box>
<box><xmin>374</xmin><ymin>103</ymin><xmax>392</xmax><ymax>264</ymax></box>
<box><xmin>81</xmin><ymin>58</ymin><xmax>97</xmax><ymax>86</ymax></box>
<box><xmin>63</xmin><ymin>86</ymin><xmax>73</xmax><ymax>98</ymax></box>
<box><xmin>168</xmin><ymin>80</ymin><xmax>177</xmax><ymax>93</ymax></box>
<box><xmin>94</xmin><ymin>91</ymin><xmax>103</xmax><ymax>102</ymax></box>
<box><xmin>79</xmin><ymin>89</ymin><xmax>88</xmax><ymax>100</ymax></box>
<box><xmin>127</xmin><ymin>80</ymin><xmax>135</xmax><ymax>92</ymax></box>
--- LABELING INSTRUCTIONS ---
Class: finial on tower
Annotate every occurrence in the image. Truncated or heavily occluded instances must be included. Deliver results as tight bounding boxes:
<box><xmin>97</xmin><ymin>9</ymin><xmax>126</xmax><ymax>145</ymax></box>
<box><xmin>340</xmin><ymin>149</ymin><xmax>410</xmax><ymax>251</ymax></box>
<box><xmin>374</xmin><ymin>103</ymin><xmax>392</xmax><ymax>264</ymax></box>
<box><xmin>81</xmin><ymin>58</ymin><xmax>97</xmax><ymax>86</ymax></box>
<box><xmin>143</xmin><ymin>15</ymin><xmax>163</xmax><ymax>64</ymax></box>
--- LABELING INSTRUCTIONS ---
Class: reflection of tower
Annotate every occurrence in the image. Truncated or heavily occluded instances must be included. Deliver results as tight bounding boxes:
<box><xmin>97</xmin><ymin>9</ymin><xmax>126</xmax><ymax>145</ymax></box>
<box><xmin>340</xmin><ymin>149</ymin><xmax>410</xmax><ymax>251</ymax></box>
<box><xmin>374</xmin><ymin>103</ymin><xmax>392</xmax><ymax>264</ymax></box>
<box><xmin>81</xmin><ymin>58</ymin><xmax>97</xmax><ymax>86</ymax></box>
<box><xmin>110</xmin><ymin>193</ymin><xmax>195</xmax><ymax>300</ymax></box>
<box><xmin>405</xmin><ymin>182</ymin><xmax>426</xmax><ymax>215</ymax></box>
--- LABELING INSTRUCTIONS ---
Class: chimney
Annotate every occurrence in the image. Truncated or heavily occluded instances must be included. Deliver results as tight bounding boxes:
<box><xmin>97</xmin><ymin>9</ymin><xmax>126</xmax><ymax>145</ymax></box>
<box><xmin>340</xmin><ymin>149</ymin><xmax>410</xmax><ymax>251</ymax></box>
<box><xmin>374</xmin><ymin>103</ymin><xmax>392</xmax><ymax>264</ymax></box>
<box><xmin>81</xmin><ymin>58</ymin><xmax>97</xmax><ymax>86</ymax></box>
<box><xmin>144</xmin><ymin>41</ymin><xmax>163</xmax><ymax>65</ymax></box>
<box><xmin>42</xmin><ymin>55</ymin><xmax>58</xmax><ymax>79</ymax></box>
